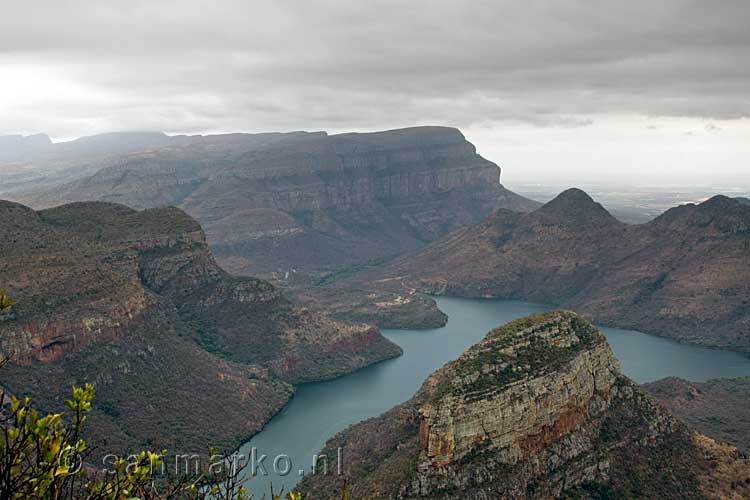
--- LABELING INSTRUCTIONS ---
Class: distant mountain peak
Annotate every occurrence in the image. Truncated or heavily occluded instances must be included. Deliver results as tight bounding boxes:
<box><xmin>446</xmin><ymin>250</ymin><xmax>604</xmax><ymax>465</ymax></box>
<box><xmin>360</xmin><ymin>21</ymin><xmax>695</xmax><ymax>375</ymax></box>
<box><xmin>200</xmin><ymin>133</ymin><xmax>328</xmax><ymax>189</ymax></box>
<box><xmin>0</xmin><ymin>133</ymin><xmax>51</xmax><ymax>144</ymax></box>
<box><xmin>655</xmin><ymin>194</ymin><xmax>750</xmax><ymax>231</ymax></box>
<box><xmin>535</xmin><ymin>188</ymin><xmax>617</xmax><ymax>225</ymax></box>
<box><xmin>698</xmin><ymin>194</ymin><xmax>741</xmax><ymax>211</ymax></box>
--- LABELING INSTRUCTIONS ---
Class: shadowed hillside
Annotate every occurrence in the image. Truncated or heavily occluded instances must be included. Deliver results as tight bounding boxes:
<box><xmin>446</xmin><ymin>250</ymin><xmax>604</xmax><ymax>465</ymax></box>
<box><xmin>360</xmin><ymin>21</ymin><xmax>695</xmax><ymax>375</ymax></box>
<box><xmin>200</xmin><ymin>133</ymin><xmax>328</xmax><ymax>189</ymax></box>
<box><xmin>0</xmin><ymin>200</ymin><xmax>400</xmax><ymax>458</ymax></box>
<box><xmin>351</xmin><ymin>189</ymin><xmax>750</xmax><ymax>353</ymax></box>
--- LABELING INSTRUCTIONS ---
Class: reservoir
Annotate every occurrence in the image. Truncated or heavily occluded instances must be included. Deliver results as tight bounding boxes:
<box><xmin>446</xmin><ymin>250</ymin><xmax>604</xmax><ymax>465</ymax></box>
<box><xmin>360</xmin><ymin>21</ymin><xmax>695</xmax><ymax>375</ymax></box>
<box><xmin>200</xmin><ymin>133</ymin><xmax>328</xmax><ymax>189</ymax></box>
<box><xmin>241</xmin><ymin>296</ymin><xmax>750</xmax><ymax>496</ymax></box>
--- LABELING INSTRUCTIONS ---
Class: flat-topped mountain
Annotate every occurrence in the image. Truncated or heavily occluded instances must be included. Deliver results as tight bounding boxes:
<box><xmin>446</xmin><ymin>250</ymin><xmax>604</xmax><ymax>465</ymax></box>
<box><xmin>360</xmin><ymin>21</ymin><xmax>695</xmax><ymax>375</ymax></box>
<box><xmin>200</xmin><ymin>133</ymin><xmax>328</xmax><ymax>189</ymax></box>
<box><xmin>354</xmin><ymin>189</ymin><xmax>750</xmax><ymax>352</ymax></box>
<box><xmin>10</xmin><ymin>126</ymin><xmax>538</xmax><ymax>277</ymax></box>
<box><xmin>0</xmin><ymin>200</ymin><xmax>400</xmax><ymax>457</ymax></box>
<box><xmin>0</xmin><ymin>131</ymin><xmax>170</xmax><ymax>164</ymax></box>
<box><xmin>0</xmin><ymin>132</ymin><xmax>173</xmax><ymax>200</ymax></box>
<box><xmin>0</xmin><ymin>133</ymin><xmax>53</xmax><ymax>162</ymax></box>
<box><xmin>299</xmin><ymin>311</ymin><xmax>749</xmax><ymax>499</ymax></box>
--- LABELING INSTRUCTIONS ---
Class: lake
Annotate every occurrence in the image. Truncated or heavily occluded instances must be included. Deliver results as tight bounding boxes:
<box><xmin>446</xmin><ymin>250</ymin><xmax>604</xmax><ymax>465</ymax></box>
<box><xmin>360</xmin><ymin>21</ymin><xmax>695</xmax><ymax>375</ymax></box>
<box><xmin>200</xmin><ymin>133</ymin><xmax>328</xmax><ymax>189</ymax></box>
<box><xmin>240</xmin><ymin>296</ymin><xmax>750</xmax><ymax>496</ymax></box>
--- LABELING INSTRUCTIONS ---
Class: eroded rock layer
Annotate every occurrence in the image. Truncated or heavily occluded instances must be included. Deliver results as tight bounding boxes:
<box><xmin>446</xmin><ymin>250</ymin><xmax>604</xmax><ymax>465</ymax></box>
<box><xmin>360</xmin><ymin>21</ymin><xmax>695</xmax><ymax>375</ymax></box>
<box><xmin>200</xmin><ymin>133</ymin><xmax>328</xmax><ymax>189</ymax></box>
<box><xmin>13</xmin><ymin>127</ymin><xmax>537</xmax><ymax>277</ymax></box>
<box><xmin>0</xmin><ymin>200</ymin><xmax>400</xmax><ymax>457</ymax></box>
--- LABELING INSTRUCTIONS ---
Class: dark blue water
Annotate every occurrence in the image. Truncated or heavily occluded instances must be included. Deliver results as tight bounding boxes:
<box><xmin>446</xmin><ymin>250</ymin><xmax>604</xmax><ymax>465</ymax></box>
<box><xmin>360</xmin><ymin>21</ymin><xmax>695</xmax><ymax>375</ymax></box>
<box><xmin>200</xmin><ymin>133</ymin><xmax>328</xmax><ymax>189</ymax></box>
<box><xmin>239</xmin><ymin>297</ymin><xmax>750</xmax><ymax>496</ymax></box>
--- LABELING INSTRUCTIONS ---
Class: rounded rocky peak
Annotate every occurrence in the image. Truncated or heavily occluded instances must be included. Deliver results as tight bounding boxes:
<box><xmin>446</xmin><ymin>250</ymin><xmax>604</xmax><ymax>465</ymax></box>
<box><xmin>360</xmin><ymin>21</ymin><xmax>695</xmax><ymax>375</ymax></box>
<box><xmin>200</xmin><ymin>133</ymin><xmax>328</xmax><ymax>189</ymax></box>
<box><xmin>543</xmin><ymin>188</ymin><xmax>597</xmax><ymax>208</ymax></box>
<box><xmin>0</xmin><ymin>200</ymin><xmax>40</xmax><ymax>226</ymax></box>
<box><xmin>652</xmin><ymin>194</ymin><xmax>750</xmax><ymax>233</ymax></box>
<box><xmin>485</xmin><ymin>309</ymin><xmax>605</xmax><ymax>347</ymax></box>
<box><xmin>698</xmin><ymin>194</ymin><xmax>740</xmax><ymax>211</ymax></box>
<box><xmin>535</xmin><ymin>188</ymin><xmax>618</xmax><ymax>226</ymax></box>
<box><xmin>434</xmin><ymin>310</ymin><xmax>616</xmax><ymax>401</ymax></box>
<box><xmin>0</xmin><ymin>199</ymin><xmax>35</xmax><ymax>212</ymax></box>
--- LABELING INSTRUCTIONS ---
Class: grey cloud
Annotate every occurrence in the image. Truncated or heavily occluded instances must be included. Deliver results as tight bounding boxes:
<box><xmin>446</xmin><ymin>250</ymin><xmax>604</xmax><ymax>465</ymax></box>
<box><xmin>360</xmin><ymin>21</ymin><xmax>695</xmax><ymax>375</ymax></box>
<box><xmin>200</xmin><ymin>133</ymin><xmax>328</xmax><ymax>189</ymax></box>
<box><xmin>1</xmin><ymin>0</ymin><xmax>749</xmax><ymax>137</ymax></box>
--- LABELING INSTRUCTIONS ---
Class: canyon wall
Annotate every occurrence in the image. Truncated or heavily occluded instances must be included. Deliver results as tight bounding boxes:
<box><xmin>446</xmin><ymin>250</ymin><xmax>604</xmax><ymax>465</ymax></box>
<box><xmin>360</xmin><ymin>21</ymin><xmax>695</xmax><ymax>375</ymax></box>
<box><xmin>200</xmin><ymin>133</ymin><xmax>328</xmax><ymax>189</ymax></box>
<box><xmin>299</xmin><ymin>311</ymin><xmax>750</xmax><ymax>499</ymax></box>
<box><xmin>13</xmin><ymin>127</ymin><xmax>538</xmax><ymax>277</ymax></box>
<box><xmin>0</xmin><ymin>200</ymin><xmax>400</xmax><ymax>457</ymax></box>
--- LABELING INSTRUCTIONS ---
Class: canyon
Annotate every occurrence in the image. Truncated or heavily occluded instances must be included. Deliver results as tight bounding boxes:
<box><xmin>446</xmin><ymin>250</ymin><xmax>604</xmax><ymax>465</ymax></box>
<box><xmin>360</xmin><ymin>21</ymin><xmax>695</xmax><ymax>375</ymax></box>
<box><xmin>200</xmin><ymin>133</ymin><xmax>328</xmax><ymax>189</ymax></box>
<box><xmin>5</xmin><ymin>127</ymin><xmax>537</xmax><ymax>278</ymax></box>
<box><xmin>351</xmin><ymin>189</ymin><xmax>750</xmax><ymax>353</ymax></box>
<box><xmin>298</xmin><ymin>311</ymin><xmax>750</xmax><ymax>499</ymax></box>
<box><xmin>3</xmin><ymin>126</ymin><xmax>537</xmax><ymax>329</ymax></box>
<box><xmin>0</xmin><ymin>199</ymin><xmax>399</xmax><ymax>458</ymax></box>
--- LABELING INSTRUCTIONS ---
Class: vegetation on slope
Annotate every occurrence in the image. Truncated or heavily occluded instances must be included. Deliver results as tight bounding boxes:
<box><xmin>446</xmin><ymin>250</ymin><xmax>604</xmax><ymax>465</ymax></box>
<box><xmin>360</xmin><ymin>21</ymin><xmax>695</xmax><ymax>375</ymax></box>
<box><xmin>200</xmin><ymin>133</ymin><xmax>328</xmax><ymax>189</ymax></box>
<box><xmin>0</xmin><ymin>365</ymin><xmax>306</xmax><ymax>500</ymax></box>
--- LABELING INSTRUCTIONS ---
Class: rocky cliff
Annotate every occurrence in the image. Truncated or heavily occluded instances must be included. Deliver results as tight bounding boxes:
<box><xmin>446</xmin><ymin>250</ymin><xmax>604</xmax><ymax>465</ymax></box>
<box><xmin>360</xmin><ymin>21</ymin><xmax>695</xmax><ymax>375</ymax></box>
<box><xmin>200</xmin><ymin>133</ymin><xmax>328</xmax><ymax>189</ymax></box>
<box><xmin>298</xmin><ymin>311</ymin><xmax>750</xmax><ymax>499</ymax></box>
<box><xmin>353</xmin><ymin>189</ymin><xmax>750</xmax><ymax>352</ymax></box>
<box><xmin>13</xmin><ymin>127</ymin><xmax>538</xmax><ymax>278</ymax></box>
<box><xmin>0</xmin><ymin>200</ymin><xmax>400</xmax><ymax>457</ymax></box>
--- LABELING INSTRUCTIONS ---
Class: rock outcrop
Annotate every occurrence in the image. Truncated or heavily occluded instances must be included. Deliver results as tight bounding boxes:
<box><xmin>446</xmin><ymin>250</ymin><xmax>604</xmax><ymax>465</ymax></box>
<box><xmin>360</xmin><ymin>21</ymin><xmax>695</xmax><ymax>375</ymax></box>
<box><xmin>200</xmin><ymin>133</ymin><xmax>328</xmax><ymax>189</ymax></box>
<box><xmin>298</xmin><ymin>311</ymin><xmax>750</xmax><ymax>499</ymax></box>
<box><xmin>353</xmin><ymin>189</ymin><xmax>750</xmax><ymax>352</ymax></box>
<box><xmin>12</xmin><ymin>127</ymin><xmax>538</xmax><ymax>278</ymax></box>
<box><xmin>0</xmin><ymin>200</ymin><xmax>400</xmax><ymax>457</ymax></box>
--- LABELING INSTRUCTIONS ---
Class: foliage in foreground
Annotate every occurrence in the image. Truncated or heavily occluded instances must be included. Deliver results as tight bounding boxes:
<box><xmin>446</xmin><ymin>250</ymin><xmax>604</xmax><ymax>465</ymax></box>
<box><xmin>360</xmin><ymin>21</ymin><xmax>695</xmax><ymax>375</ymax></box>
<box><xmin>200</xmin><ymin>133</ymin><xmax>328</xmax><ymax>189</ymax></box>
<box><xmin>0</xmin><ymin>291</ymin><xmax>15</xmax><ymax>311</ymax></box>
<box><xmin>0</xmin><ymin>357</ymin><xmax>315</xmax><ymax>500</ymax></box>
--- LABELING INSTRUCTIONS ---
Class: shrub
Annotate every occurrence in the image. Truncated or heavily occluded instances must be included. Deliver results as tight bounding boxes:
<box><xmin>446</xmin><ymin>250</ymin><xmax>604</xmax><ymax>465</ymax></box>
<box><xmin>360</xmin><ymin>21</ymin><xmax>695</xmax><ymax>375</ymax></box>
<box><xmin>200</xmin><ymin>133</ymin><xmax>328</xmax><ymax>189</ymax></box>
<box><xmin>0</xmin><ymin>291</ymin><xmax>15</xmax><ymax>311</ymax></box>
<box><xmin>0</xmin><ymin>357</ymin><xmax>305</xmax><ymax>499</ymax></box>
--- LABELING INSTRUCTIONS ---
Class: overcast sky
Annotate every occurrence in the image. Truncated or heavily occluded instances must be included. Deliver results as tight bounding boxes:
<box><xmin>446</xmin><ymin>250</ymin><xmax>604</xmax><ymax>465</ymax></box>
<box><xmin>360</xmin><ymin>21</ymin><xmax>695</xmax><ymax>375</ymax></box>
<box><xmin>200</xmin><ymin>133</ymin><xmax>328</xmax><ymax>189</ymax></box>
<box><xmin>1</xmin><ymin>0</ymin><xmax>749</xmax><ymax>188</ymax></box>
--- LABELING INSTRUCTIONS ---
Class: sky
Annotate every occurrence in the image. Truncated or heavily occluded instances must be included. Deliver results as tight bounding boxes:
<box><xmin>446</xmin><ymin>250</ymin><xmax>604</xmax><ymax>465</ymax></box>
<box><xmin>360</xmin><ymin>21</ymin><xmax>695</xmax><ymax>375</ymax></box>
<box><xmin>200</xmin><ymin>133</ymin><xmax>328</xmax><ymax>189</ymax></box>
<box><xmin>1</xmin><ymin>0</ymin><xmax>749</xmax><ymax>188</ymax></box>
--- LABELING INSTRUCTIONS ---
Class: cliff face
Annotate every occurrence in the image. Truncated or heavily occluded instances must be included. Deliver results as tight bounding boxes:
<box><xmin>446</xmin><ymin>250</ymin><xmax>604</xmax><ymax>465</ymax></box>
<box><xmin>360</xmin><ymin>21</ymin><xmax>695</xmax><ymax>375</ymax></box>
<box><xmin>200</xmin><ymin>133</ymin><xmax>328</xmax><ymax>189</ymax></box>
<box><xmin>355</xmin><ymin>189</ymin><xmax>750</xmax><ymax>352</ymax></box>
<box><xmin>299</xmin><ymin>312</ymin><xmax>750</xmax><ymax>500</ymax></box>
<box><xmin>0</xmin><ymin>200</ymin><xmax>400</xmax><ymax>456</ymax></box>
<box><xmin>14</xmin><ymin>127</ymin><xmax>538</xmax><ymax>276</ymax></box>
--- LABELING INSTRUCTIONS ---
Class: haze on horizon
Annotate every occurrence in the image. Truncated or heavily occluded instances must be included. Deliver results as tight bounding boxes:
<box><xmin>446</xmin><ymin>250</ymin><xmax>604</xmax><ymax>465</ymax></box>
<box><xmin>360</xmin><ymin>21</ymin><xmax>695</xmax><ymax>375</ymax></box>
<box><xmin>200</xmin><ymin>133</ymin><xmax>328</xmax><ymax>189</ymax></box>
<box><xmin>1</xmin><ymin>0</ymin><xmax>749</xmax><ymax>188</ymax></box>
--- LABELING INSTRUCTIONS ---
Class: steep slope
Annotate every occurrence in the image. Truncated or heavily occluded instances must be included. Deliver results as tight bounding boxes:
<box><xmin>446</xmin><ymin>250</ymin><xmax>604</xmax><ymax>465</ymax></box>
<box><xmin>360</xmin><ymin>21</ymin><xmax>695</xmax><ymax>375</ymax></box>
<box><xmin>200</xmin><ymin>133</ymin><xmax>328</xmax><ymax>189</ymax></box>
<box><xmin>355</xmin><ymin>189</ymin><xmax>750</xmax><ymax>352</ymax></box>
<box><xmin>299</xmin><ymin>312</ymin><xmax>750</xmax><ymax>499</ymax></box>
<box><xmin>14</xmin><ymin>127</ymin><xmax>538</xmax><ymax>277</ymax></box>
<box><xmin>644</xmin><ymin>377</ymin><xmax>750</xmax><ymax>454</ymax></box>
<box><xmin>0</xmin><ymin>200</ymin><xmax>399</xmax><ymax>457</ymax></box>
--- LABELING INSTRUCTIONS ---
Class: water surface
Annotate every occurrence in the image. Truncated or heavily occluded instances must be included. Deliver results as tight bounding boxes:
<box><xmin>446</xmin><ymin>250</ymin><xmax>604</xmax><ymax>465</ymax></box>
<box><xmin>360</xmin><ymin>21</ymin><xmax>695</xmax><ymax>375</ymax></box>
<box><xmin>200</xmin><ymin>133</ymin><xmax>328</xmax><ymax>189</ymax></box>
<box><xmin>240</xmin><ymin>297</ymin><xmax>750</xmax><ymax>496</ymax></box>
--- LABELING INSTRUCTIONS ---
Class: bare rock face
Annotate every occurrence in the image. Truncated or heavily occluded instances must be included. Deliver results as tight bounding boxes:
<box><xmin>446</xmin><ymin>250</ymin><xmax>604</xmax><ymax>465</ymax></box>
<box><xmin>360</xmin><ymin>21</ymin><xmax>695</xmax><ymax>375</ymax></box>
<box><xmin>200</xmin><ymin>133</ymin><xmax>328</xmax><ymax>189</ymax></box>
<box><xmin>417</xmin><ymin>314</ymin><xmax>619</xmax><ymax>470</ymax></box>
<box><xmin>12</xmin><ymin>127</ymin><xmax>538</xmax><ymax>277</ymax></box>
<box><xmin>355</xmin><ymin>189</ymin><xmax>750</xmax><ymax>352</ymax></box>
<box><xmin>0</xmin><ymin>199</ymin><xmax>400</xmax><ymax>457</ymax></box>
<box><xmin>298</xmin><ymin>311</ymin><xmax>750</xmax><ymax>499</ymax></box>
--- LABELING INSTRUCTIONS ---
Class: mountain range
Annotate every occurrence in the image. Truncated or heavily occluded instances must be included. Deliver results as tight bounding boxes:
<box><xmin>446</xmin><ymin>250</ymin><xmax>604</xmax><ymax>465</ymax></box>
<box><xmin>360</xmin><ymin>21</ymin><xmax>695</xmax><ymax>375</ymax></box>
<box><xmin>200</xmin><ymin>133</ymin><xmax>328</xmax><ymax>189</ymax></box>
<box><xmin>4</xmin><ymin>127</ymin><xmax>538</xmax><ymax>278</ymax></box>
<box><xmin>351</xmin><ymin>189</ymin><xmax>750</xmax><ymax>353</ymax></box>
<box><xmin>4</xmin><ymin>125</ymin><xmax>750</xmax><ymax>498</ymax></box>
